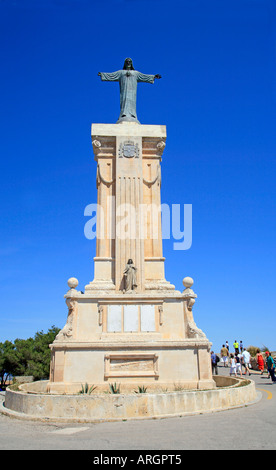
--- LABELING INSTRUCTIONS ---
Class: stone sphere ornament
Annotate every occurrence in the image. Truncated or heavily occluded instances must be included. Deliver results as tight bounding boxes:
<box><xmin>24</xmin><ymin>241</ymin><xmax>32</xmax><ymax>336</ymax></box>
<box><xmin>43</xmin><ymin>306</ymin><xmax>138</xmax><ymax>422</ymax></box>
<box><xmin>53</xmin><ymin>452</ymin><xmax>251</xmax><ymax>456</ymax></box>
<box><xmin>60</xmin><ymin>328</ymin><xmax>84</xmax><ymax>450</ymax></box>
<box><xmin>183</xmin><ymin>277</ymin><xmax>194</xmax><ymax>289</ymax></box>
<box><xmin>67</xmin><ymin>277</ymin><xmax>79</xmax><ymax>289</ymax></box>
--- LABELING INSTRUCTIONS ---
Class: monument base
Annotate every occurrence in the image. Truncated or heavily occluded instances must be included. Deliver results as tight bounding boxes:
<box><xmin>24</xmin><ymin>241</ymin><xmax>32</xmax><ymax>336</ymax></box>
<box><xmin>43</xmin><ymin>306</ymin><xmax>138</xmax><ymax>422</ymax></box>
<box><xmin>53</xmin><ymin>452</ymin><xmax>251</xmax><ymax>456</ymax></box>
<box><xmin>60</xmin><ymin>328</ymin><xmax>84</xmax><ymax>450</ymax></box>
<box><xmin>48</xmin><ymin>283</ymin><xmax>215</xmax><ymax>394</ymax></box>
<box><xmin>4</xmin><ymin>377</ymin><xmax>258</xmax><ymax>423</ymax></box>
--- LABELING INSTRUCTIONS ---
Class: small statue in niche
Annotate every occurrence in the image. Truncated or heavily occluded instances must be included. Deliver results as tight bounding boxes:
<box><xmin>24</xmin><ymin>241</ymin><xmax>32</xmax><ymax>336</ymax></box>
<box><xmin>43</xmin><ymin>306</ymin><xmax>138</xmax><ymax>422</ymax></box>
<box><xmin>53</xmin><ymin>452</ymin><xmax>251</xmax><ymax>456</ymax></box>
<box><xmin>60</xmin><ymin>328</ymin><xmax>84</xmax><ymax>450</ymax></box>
<box><xmin>123</xmin><ymin>259</ymin><xmax>137</xmax><ymax>293</ymax></box>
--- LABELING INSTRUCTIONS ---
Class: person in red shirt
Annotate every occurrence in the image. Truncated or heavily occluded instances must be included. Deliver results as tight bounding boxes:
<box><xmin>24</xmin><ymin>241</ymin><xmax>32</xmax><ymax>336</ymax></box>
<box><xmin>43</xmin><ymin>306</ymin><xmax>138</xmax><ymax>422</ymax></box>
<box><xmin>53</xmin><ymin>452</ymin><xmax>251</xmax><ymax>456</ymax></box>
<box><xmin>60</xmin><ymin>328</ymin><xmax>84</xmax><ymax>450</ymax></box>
<box><xmin>256</xmin><ymin>349</ymin><xmax>264</xmax><ymax>375</ymax></box>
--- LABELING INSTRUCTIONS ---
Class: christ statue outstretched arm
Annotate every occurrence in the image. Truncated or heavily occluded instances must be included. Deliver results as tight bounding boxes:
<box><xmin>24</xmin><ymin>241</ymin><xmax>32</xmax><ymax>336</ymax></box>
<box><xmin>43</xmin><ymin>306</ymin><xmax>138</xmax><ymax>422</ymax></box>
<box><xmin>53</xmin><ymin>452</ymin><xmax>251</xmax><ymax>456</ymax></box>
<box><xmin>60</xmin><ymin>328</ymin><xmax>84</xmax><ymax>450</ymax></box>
<box><xmin>98</xmin><ymin>58</ymin><xmax>161</xmax><ymax>123</ymax></box>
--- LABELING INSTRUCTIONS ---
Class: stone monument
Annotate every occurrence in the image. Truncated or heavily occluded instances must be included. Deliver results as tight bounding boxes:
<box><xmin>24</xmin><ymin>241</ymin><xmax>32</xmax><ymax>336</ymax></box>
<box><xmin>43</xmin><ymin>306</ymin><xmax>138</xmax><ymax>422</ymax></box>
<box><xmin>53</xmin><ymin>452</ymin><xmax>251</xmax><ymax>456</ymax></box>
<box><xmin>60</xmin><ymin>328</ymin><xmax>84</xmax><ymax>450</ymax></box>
<box><xmin>48</xmin><ymin>59</ymin><xmax>215</xmax><ymax>393</ymax></box>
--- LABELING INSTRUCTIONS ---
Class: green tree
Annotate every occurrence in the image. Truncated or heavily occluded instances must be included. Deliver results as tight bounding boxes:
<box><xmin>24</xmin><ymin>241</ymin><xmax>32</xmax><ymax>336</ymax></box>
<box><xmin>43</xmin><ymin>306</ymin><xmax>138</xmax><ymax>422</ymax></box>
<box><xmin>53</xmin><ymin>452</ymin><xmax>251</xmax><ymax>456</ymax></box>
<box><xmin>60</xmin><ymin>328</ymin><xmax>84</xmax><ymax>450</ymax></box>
<box><xmin>0</xmin><ymin>326</ymin><xmax>60</xmax><ymax>385</ymax></box>
<box><xmin>28</xmin><ymin>326</ymin><xmax>60</xmax><ymax>380</ymax></box>
<box><xmin>0</xmin><ymin>341</ymin><xmax>17</xmax><ymax>389</ymax></box>
<box><xmin>13</xmin><ymin>337</ymin><xmax>35</xmax><ymax>376</ymax></box>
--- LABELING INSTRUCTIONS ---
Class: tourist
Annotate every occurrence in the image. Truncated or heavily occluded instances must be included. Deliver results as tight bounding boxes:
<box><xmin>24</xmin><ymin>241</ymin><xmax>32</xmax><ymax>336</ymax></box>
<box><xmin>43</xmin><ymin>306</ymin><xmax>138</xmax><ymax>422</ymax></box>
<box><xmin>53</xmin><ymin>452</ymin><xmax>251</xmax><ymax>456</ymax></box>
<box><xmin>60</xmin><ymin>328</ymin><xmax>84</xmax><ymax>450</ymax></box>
<box><xmin>211</xmin><ymin>351</ymin><xmax>218</xmax><ymax>375</ymax></box>
<box><xmin>242</xmin><ymin>348</ymin><xmax>251</xmax><ymax>376</ymax></box>
<box><xmin>229</xmin><ymin>354</ymin><xmax>237</xmax><ymax>377</ymax></box>
<box><xmin>226</xmin><ymin>341</ymin><xmax>230</xmax><ymax>352</ymax></box>
<box><xmin>265</xmin><ymin>351</ymin><xmax>270</xmax><ymax>378</ymax></box>
<box><xmin>220</xmin><ymin>344</ymin><xmax>229</xmax><ymax>367</ymax></box>
<box><xmin>266</xmin><ymin>352</ymin><xmax>276</xmax><ymax>383</ymax></box>
<box><xmin>240</xmin><ymin>341</ymin><xmax>244</xmax><ymax>353</ymax></box>
<box><xmin>233</xmin><ymin>340</ymin><xmax>239</xmax><ymax>354</ymax></box>
<box><xmin>256</xmin><ymin>349</ymin><xmax>265</xmax><ymax>375</ymax></box>
<box><xmin>235</xmin><ymin>353</ymin><xmax>243</xmax><ymax>378</ymax></box>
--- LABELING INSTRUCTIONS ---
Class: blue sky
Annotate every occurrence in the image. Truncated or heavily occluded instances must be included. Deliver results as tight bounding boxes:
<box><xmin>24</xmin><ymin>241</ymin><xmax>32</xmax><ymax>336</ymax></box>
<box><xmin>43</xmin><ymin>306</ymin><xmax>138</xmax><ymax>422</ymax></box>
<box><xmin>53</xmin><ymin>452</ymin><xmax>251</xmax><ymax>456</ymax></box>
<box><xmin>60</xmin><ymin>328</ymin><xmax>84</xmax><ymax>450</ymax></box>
<box><xmin>0</xmin><ymin>0</ymin><xmax>275</xmax><ymax>353</ymax></box>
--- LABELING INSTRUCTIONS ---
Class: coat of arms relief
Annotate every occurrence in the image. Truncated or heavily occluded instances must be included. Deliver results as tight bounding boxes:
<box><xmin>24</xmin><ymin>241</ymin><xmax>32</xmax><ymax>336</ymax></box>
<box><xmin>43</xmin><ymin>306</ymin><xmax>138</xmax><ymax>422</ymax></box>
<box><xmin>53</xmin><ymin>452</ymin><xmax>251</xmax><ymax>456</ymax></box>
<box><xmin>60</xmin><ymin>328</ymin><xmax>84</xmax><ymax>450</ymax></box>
<box><xmin>119</xmin><ymin>141</ymin><xmax>140</xmax><ymax>159</ymax></box>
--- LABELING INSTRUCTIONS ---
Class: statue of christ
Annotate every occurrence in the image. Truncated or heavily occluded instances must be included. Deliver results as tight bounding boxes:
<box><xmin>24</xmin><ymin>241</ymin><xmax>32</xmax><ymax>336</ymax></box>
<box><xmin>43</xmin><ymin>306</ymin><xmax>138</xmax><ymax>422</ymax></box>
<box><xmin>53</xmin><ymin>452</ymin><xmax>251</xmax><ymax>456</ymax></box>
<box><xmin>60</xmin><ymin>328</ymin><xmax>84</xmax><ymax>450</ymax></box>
<box><xmin>98</xmin><ymin>58</ymin><xmax>161</xmax><ymax>123</ymax></box>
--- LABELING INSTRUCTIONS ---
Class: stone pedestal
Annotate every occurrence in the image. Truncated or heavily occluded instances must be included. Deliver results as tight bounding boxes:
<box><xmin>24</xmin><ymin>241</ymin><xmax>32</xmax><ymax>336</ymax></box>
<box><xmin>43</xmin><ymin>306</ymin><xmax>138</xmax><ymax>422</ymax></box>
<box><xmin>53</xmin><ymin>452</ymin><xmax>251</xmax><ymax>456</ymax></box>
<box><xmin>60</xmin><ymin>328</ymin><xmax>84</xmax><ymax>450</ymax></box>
<box><xmin>48</xmin><ymin>123</ymin><xmax>215</xmax><ymax>393</ymax></box>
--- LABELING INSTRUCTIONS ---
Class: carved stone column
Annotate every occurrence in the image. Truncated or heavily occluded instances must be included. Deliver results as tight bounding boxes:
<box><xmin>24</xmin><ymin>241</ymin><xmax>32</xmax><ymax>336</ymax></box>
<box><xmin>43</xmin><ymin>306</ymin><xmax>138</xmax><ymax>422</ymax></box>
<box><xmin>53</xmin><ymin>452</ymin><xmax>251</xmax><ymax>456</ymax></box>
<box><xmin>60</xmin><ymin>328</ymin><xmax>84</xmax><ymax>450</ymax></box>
<box><xmin>86</xmin><ymin>123</ymin><xmax>172</xmax><ymax>293</ymax></box>
<box><xmin>85</xmin><ymin>135</ymin><xmax>116</xmax><ymax>291</ymax></box>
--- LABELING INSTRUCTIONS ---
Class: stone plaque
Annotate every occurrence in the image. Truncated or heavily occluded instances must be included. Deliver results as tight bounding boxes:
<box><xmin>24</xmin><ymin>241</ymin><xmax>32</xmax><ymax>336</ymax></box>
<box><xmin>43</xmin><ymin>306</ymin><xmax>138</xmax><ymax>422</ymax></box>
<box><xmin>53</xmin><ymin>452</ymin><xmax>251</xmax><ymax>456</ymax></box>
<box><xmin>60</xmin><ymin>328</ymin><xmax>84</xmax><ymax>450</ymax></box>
<box><xmin>107</xmin><ymin>305</ymin><xmax>122</xmax><ymax>332</ymax></box>
<box><xmin>124</xmin><ymin>304</ymin><xmax>139</xmax><ymax>332</ymax></box>
<box><xmin>111</xmin><ymin>358</ymin><xmax>153</xmax><ymax>372</ymax></box>
<box><xmin>104</xmin><ymin>353</ymin><xmax>159</xmax><ymax>378</ymax></box>
<box><xmin>140</xmin><ymin>304</ymin><xmax>155</xmax><ymax>332</ymax></box>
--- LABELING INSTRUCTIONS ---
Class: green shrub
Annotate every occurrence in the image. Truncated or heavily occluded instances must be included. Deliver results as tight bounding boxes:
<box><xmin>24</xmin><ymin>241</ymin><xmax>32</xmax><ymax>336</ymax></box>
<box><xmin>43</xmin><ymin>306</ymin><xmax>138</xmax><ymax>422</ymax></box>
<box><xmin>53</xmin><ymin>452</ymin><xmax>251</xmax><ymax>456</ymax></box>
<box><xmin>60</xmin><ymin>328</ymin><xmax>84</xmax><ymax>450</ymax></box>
<box><xmin>246</xmin><ymin>346</ymin><xmax>259</xmax><ymax>357</ymax></box>
<box><xmin>78</xmin><ymin>383</ymin><xmax>97</xmax><ymax>394</ymax></box>
<box><xmin>109</xmin><ymin>382</ymin><xmax>120</xmax><ymax>394</ymax></box>
<box><xmin>135</xmin><ymin>385</ymin><xmax>147</xmax><ymax>393</ymax></box>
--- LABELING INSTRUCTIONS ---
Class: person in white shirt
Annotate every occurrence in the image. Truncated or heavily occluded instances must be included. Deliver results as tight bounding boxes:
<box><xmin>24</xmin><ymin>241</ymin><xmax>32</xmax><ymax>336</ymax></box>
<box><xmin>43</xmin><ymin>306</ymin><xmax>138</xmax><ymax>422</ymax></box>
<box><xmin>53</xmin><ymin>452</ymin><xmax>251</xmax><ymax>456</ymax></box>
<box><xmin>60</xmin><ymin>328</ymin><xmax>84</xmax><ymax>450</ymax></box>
<box><xmin>229</xmin><ymin>354</ymin><xmax>237</xmax><ymax>377</ymax></box>
<box><xmin>242</xmin><ymin>349</ymin><xmax>251</xmax><ymax>376</ymax></box>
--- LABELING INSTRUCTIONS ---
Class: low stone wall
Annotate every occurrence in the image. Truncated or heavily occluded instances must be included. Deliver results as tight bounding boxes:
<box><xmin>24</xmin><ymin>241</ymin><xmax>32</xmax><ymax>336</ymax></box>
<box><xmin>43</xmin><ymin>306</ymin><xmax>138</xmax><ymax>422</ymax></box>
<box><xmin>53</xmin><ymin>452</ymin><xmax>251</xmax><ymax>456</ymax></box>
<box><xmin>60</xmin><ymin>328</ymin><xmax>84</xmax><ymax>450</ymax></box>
<box><xmin>3</xmin><ymin>377</ymin><xmax>258</xmax><ymax>422</ymax></box>
<box><xmin>19</xmin><ymin>380</ymin><xmax>49</xmax><ymax>393</ymax></box>
<box><xmin>14</xmin><ymin>376</ymin><xmax>34</xmax><ymax>384</ymax></box>
<box><xmin>213</xmin><ymin>375</ymin><xmax>248</xmax><ymax>387</ymax></box>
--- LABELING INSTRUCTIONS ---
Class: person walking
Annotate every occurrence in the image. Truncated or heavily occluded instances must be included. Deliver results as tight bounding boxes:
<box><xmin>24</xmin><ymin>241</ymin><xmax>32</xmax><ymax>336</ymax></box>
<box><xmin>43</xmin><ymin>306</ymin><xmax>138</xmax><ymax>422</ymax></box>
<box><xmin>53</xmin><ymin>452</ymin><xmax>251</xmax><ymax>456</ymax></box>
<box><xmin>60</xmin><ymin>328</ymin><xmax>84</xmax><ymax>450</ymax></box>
<box><xmin>256</xmin><ymin>349</ymin><xmax>265</xmax><ymax>375</ymax></box>
<box><xmin>233</xmin><ymin>340</ymin><xmax>239</xmax><ymax>354</ymax></box>
<box><xmin>240</xmin><ymin>341</ymin><xmax>244</xmax><ymax>353</ymax></box>
<box><xmin>229</xmin><ymin>354</ymin><xmax>237</xmax><ymax>377</ymax></box>
<box><xmin>242</xmin><ymin>348</ymin><xmax>251</xmax><ymax>376</ymax></box>
<box><xmin>266</xmin><ymin>352</ymin><xmax>276</xmax><ymax>383</ymax></box>
<box><xmin>265</xmin><ymin>351</ymin><xmax>270</xmax><ymax>378</ymax></box>
<box><xmin>235</xmin><ymin>353</ymin><xmax>243</xmax><ymax>378</ymax></box>
<box><xmin>211</xmin><ymin>351</ymin><xmax>218</xmax><ymax>375</ymax></box>
<box><xmin>220</xmin><ymin>344</ymin><xmax>230</xmax><ymax>367</ymax></box>
<box><xmin>226</xmin><ymin>341</ymin><xmax>230</xmax><ymax>352</ymax></box>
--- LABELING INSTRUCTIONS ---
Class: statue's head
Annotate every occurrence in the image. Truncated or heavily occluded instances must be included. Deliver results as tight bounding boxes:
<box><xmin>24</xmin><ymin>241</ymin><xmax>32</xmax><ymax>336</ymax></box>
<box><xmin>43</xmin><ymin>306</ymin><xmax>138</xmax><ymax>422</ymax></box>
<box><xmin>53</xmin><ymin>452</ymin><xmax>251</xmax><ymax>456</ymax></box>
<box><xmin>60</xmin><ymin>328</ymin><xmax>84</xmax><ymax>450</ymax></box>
<box><xmin>123</xmin><ymin>58</ymin><xmax>135</xmax><ymax>70</ymax></box>
<box><xmin>127</xmin><ymin>259</ymin><xmax>134</xmax><ymax>264</ymax></box>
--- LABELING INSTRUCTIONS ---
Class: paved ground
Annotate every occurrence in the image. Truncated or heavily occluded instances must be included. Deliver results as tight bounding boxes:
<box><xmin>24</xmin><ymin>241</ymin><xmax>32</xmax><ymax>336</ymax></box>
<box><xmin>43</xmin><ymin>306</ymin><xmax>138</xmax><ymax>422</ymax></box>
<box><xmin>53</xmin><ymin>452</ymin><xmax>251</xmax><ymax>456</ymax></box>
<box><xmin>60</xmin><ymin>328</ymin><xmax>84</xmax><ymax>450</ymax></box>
<box><xmin>0</xmin><ymin>366</ymin><xmax>275</xmax><ymax>450</ymax></box>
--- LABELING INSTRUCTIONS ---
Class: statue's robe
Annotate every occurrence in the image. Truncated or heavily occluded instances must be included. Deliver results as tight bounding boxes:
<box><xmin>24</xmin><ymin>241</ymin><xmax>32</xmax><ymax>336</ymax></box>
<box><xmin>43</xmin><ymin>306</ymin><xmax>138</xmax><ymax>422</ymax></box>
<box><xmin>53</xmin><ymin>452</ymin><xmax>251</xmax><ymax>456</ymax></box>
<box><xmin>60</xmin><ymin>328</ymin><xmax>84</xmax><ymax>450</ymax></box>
<box><xmin>123</xmin><ymin>263</ymin><xmax>137</xmax><ymax>291</ymax></box>
<box><xmin>100</xmin><ymin>70</ymin><xmax>155</xmax><ymax>123</ymax></box>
